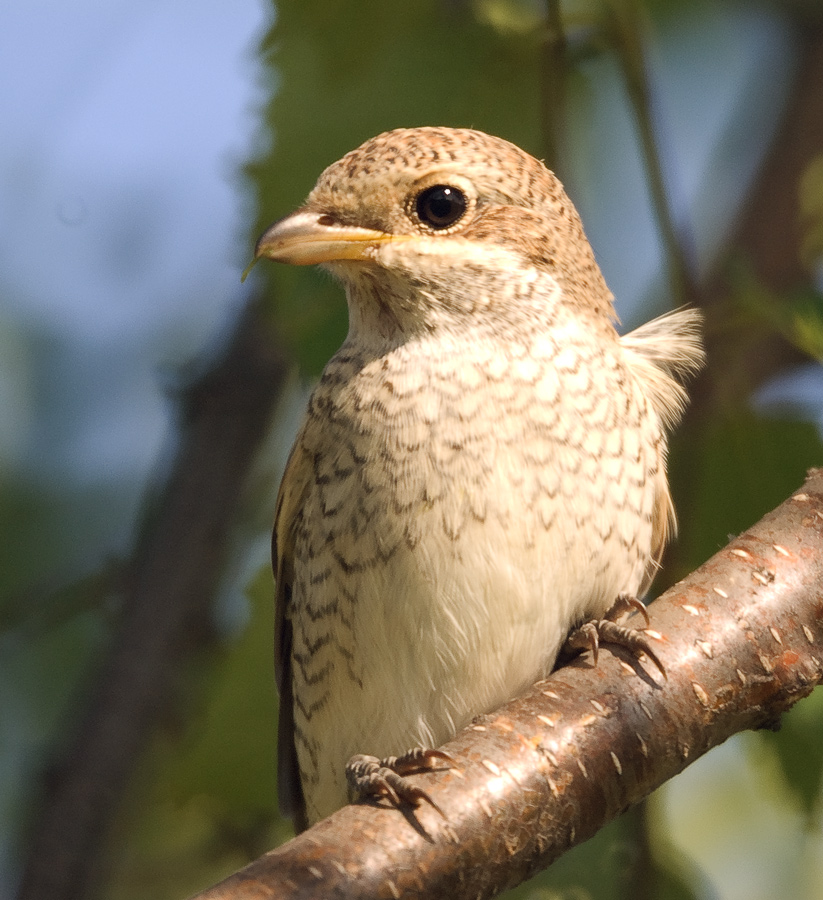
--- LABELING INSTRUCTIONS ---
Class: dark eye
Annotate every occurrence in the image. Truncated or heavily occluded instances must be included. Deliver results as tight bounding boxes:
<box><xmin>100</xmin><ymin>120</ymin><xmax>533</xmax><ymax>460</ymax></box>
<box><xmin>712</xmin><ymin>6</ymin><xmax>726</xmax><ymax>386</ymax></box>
<box><xmin>415</xmin><ymin>185</ymin><xmax>467</xmax><ymax>229</ymax></box>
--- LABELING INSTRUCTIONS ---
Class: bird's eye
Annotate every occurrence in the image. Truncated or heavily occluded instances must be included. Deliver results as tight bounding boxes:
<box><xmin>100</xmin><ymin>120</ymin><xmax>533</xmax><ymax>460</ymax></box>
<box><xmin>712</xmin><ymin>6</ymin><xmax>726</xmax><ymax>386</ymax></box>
<box><xmin>415</xmin><ymin>185</ymin><xmax>467</xmax><ymax>229</ymax></box>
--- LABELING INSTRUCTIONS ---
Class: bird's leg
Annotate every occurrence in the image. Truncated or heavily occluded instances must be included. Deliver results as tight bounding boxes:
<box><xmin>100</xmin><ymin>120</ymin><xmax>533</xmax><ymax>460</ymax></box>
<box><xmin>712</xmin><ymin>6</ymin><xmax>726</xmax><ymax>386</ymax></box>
<box><xmin>346</xmin><ymin>748</ymin><xmax>453</xmax><ymax>818</ymax></box>
<box><xmin>561</xmin><ymin>592</ymin><xmax>665</xmax><ymax>677</ymax></box>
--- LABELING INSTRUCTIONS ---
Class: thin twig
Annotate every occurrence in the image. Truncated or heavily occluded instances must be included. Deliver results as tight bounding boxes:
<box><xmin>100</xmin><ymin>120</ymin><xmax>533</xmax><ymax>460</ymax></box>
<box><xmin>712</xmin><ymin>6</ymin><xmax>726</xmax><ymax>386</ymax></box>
<box><xmin>608</xmin><ymin>0</ymin><xmax>698</xmax><ymax>305</ymax></box>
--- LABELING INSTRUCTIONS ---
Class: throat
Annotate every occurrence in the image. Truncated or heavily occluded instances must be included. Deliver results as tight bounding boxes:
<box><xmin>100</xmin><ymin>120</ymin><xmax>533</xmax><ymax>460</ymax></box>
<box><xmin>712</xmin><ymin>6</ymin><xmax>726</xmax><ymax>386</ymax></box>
<box><xmin>341</xmin><ymin>270</ymin><xmax>423</xmax><ymax>348</ymax></box>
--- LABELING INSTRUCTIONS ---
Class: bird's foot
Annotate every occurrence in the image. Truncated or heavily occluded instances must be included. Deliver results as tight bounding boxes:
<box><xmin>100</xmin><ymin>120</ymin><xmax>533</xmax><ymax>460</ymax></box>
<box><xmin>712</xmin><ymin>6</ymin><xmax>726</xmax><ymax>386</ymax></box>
<box><xmin>562</xmin><ymin>592</ymin><xmax>665</xmax><ymax>677</ymax></box>
<box><xmin>346</xmin><ymin>748</ymin><xmax>453</xmax><ymax>818</ymax></box>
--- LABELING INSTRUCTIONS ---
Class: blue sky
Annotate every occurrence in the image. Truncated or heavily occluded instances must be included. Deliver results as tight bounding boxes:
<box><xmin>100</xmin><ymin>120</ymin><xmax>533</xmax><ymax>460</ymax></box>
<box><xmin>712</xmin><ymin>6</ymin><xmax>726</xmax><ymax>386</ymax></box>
<box><xmin>0</xmin><ymin>1</ymin><xmax>263</xmax><ymax>490</ymax></box>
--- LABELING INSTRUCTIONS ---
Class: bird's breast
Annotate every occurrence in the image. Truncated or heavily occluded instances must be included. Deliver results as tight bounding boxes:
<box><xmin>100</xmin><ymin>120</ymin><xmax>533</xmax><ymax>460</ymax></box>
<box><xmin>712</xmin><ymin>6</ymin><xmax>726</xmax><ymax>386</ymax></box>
<box><xmin>296</xmin><ymin>324</ymin><xmax>659</xmax><ymax>649</ymax></box>
<box><xmin>289</xmin><ymin>327</ymin><xmax>662</xmax><ymax>820</ymax></box>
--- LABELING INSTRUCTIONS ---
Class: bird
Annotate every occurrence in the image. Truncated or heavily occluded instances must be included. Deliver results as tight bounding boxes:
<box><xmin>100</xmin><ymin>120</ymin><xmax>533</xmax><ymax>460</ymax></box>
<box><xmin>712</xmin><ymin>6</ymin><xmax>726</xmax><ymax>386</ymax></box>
<box><xmin>251</xmin><ymin>126</ymin><xmax>704</xmax><ymax>831</ymax></box>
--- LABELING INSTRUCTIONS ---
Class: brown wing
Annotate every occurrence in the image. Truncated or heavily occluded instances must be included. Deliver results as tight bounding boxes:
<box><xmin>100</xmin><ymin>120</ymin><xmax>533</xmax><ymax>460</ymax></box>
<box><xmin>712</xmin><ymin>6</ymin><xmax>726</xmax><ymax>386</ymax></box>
<box><xmin>272</xmin><ymin>439</ymin><xmax>313</xmax><ymax>832</ymax></box>
<box><xmin>638</xmin><ymin>449</ymin><xmax>676</xmax><ymax>597</ymax></box>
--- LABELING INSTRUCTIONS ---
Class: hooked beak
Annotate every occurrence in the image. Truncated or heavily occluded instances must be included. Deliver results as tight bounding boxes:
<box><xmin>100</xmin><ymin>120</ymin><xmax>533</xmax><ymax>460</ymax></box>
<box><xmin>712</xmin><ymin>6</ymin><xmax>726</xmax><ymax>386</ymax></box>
<box><xmin>242</xmin><ymin>210</ymin><xmax>408</xmax><ymax>280</ymax></box>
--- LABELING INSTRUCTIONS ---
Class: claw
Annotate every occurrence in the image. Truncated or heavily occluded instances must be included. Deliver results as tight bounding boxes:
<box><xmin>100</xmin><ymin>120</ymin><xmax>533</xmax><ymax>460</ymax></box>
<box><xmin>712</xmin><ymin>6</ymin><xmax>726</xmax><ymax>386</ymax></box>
<box><xmin>605</xmin><ymin>592</ymin><xmax>650</xmax><ymax>628</ymax></box>
<box><xmin>596</xmin><ymin>619</ymin><xmax>666</xmax><ymax>678</ymax></box>
<box><xmin>346</xmin><ymin>749</ymin><xmax>453</xmax><ymax>818</ymax></box>
<box><xmin>562</xmin><ymin>594</ymin><xmax>665</xmax><ymax>677</ymax></box>
<box><xmin>562</xmin><ymin>621</ymin><xmax>601</xmax><ymax>666</ymax></box>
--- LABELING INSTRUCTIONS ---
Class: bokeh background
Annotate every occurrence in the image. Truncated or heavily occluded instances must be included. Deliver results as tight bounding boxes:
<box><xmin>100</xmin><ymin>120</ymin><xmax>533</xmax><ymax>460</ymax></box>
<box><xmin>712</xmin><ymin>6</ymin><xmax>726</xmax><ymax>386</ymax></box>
<box><xmin>3</xmin><ymin>1</ymin><xmax>823</xmax><ymax>899</ymax></box>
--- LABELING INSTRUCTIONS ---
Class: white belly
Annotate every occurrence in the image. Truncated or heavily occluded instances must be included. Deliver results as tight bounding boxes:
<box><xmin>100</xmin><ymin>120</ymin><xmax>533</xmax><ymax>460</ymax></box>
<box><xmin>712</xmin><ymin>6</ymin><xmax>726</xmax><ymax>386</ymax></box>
<box><xmin>290</xmin><ymin>441</ymin><xmax>654</xmax><ymax>822</ymax></box>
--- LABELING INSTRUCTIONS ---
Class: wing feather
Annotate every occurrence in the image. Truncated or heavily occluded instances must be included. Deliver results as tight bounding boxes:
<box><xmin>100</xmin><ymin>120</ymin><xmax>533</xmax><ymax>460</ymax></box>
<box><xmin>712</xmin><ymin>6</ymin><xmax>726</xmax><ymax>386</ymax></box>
<box><xmin>272</xmin><ymin>439</ymin><xmax>313</xmax><ymax>830</ymax></box>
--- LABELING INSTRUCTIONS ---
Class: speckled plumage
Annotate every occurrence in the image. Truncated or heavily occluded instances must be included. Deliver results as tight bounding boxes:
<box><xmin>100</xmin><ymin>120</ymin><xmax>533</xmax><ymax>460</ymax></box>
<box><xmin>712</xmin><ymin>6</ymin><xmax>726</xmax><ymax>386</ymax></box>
<box><xmin>256</xmin><ymin>127</ymin><xmax>704</xmax><ymax>829</ymax></box>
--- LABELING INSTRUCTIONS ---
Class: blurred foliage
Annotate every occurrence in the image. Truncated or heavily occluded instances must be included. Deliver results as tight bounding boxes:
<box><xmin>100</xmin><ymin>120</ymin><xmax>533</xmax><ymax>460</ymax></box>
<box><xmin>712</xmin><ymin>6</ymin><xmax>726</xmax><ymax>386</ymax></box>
<box><xmin>0</xmin><ymin>483</ymin><xmax>115</xmax><ymax>611</ymax></box>
<box><xmin>10</xmin><ymin>0</ymin><xmax>823</xmax><ymax>899</ymax></box>
<box><xmin>800</xmin><ymin>154</ymin><xmax>823</xmax><ymax>275</ymax></box>
<box><xmin>104</xmin><ymin>566</ymin><xmax>288</xmax><ymax>900</ymax></box>
<box><xmin>765</xmin><ymin>686</ymin><xmax>823</xmax><ymax>825</ymax></box>
<box><xmin>669</xmin><ymin>410</ymin><xmax>821</xmax><ymax>578</ymax></box>
<box><xmin>502</xmin><ymin>812</ymin><xmax>698</xmax><ymax>900</ymax></box>
<box><xmin>731</xmin><ymin>262</ymin><xmax>823</xmax><ymax>365</ymax></box>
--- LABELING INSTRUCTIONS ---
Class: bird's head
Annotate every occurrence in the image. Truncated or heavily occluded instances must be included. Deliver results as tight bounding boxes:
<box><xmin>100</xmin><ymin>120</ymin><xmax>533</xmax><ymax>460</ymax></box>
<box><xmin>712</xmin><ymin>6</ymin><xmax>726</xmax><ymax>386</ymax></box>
<box><xmin>252</xmin><ymin>128</ymin><xmax>615</xmax><ymax>339</ymax></box>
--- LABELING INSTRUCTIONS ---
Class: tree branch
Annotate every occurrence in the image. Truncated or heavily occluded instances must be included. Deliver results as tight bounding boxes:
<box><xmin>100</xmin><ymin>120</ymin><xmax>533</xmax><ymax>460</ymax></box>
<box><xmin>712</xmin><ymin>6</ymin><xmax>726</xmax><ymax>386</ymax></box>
<box><xmin>608</xmin><ymin>0</ymin><xmax>698</xmax><ymax>305</ymax></box>
<box><xmin>189</xmin><ymin>468</ymin><xmax>823</xmax><ymax>900</ymax></box>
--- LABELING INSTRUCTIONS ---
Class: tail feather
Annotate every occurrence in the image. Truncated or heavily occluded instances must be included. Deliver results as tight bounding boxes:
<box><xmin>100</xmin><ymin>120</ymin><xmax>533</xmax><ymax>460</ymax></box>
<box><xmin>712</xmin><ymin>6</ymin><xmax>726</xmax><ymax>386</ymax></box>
<box><xmin>620</xmin><ymin>307</ymin><xmax>705</xmax><ymax>432</ymax></box>
<box><xmin>621</xmin><ymin>307</ymin><xmax>705</xmax><ymax>595</ymax></box>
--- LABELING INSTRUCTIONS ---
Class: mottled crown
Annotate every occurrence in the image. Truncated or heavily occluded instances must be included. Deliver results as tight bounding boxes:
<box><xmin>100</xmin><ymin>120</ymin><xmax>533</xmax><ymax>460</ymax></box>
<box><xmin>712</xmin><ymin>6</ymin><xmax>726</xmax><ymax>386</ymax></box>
<box><xmin>314</xmin><ymin>128</ymin><xmax>559</xmax><ymax>211</ymax></box>
<box><xmin>303</xmin><ymin>127</ymin><xmax>614</xmax><ymax>320</ymax></box>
